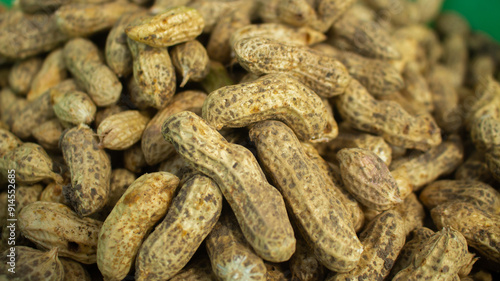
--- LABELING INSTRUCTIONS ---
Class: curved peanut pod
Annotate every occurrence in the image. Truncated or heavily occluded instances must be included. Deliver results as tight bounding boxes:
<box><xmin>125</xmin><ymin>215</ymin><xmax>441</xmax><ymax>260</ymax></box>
<box><xmin>8</xmin><ymin>56</ymin><xmax>43</xmax><ymax>95</ymax></box>
<box><xmin>471</xmin><ymin>114</ymin><xmax>500</xmax><ymax>152</ymax></box>
<box><xmin>250</xmin><ymin>120</ymin><xmax>363</xmax><ymax>272</ymax></box>
<box><xmin>420</xmin><ymin>180</ymin><xmax>500</xmax><ymax>214</ymax></box>
<box><xmin>126</xmin><ymin>6</ymin><xmax>204</xmax><ymax>48</ymax></box>
<box><xmin>162</xmin><ymin>111</ymin><xmax>296</xmax><ymax>262</ymax></box>
<box><xmin>19</xmin><ymin>202</ymin><xmax>103</xmax><ymax>264</ymax></box>
<box><xmin>55</xmin><ymin>1</ymin><xmax>138</xmax><ymax>37</ymax></box>
<box><xmin>390</xmin><ymin>136</ymin><xmax>464</xmax><ymax>191</ymax></box>
<box><xmin>0</xmin><ymin>143</ymin><xmax>61</xmax><ymax>185</ymax></box>
<box><xmin>428</xmin><ymin>66</ymin><xmax>462</xmax><ymax>133</ymax></box>
<box><xmin>431</xmin><ymin>202</ymin><xmax>500</xmax><ymax>265</ymax></box>
<box><xmin>142</xmin><ymin>90</ymin><xmax>206</xmax><ymax>166</ymax></box>
<box><xmin>64</xmin><ymin>38</ymin><xmax>122</xmax><ymax>107</ymax></box>
<box><xmin>206</xmin><ymin>211</ymin><xmax>267</xmax><ymax>281</ymax></box>
<box><xmin>234</xmin><ymin>37</ymin><xmax>351</xmax><ymax>98</ymax></box>
<box><xmin>28</xmin><ymin>48</ymin><xmax>67</xmax><ymax>101</ymax></box>
<box><xmin>32</xmin><ymin>119</ymin><xmax>64</xmax><ymax>150</ymax></box>
<box><xmin>61</xmin><ymin>124</ymin><xmax>111</xmax><ymax>216</ymax></box>
<box><xmin>97</xmin><ymin>110</ymin><xmax>150</xmax><ymax>150</ymax></box>
<box><xmin>394</xmin><ymin>193</ymin><xmax>425</xmax><ymax>236</ymax></box>
<box><xmin>392</xmin><ymin>227</ymin><xmax>475</xmax><ymax>280</ymax></box>
<box><xmin>171</xmin><ymin>40</ymin><xmax>210</xmax><ymax>87</ymax></box>
<box><xmin>203</xmin><ymin>73</ymin><xmax>336</xmax><ymax>142</ymax></box>
<box><xmin>135</xmin><ymin>175</ymin><xmax>223</xmax><ymax>280</ymax></box>
<box><xmin>401</xmin><ymin>62</ymin><xmax>434</xmax><ymax>112</ymax></box>
<box><xmin>330</xmin><ymin>210</ymin><xmax>406</xmax><ymax>281</ymax></box>
<box><xmin>128</xmin><ymin>38</ymin><xmax>176</xmax><ymax>109</ymax></box>
<box><xmin>98</xmin><ymin>172</ymin><xmax>180</xmax><ymax>281</ymax></box>
<box><xmin>336</xmin><ymin>79</ymin><xmax>442</xmax><ymax>150</ymax></box>
<box><xmin>338</xmin><ymin>148</ymin><xmax>402</xmax><ymax>211</ymax></box>
<box><xmin>0</xmin><ymin>128</ymin><xmax>22</xmax><ymax>157</ymax></box>
<box><xmin>53</xmin><ymin>90</ymin><xmax>96</xmax><ymax>126</ymax></box>
<box><xmin>231</xmin><ymin>23</ymin><xmax>326</xmax><ymax>47</ymax></box>
<box><xmin>0</xmin><ymin>247</ymin><xmax>64</xmax><ymax>281</ymax></box>
<box><xmin>11</xmin><ymin>91</ymin><xmax>55</xmax><ymax>139</ymax></box>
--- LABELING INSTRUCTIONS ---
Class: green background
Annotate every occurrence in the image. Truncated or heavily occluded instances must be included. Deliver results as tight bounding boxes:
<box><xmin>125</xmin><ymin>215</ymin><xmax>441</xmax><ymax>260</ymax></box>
<box><xmin>0</xmin><ymin>0</ymin><xmax>499</xmax><ymax>41</ymax></box>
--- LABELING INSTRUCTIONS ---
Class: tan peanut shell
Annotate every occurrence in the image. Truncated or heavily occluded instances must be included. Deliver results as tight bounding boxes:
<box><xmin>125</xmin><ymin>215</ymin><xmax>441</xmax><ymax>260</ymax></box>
<box><xmin>171</xmin><ymin>40</ymin><xmax>210</xmax><ymax>87</ymax></box>
<box><xmin>53</xmin><ymin>90</ymin><xmax>97</xmax><ymax>126</ymax></box>
<box><xmin>19</xmin><ymin>0</ymin><xmax>69</xmax><ymax>14</ymax></box>
<box><xmin>465</xmin><ymin>76</ymin><xmax>500</xmax><ymax>130</ymax></box>
<box><xmin>0</xmin><ymin>11</ymin><xmax>67</xmax><ymax>59</ymax></box>
<box><xmin>206</xmin><ymin>210</ymin><xmax>267</xmax><ymax>281</ymax></box>
<box><xmin>97</xmin><ymin>172</ymin><xmax>179</xmax><ymax>281</ymax></box>
<box><xmin>394</xmin><ymin>192</ymin><xmax>425</xmax><ymax>236</ymax></box>
<box><xmin>162</xmin><ymin>111</ymin><xmax>296</xmax><ymax>263</ymax></box>
<box><xmin>428</xmin><ymin>66</ymin><xmax>462</xmax><ymax>133</ymax></box>
<box><xmin>276</xmin><ymin>0</ymin><xmax>316</xmax><ymax>27</ymax></box>
<box><xmin>0</xmin><ymin>88</ymin><xmax>28</xmax><ymax>129</ymax></box>
<box><xmin>289</xmin><ymin>237</ymin><xmax>325</xmax><ymax>281</ymax></box>
<box><xmin>203</xmin><ymin>73</ymin><xmax>336</xmax><ymax>142</ymax></box>
<box><xmin>234</xmin><ymin>37</ymin><xmax>351</xmax><ymax>98</ymax></box>
<box><xmin>124</xmin><ymin>143</ymin><xmax>147</xmax><ymax>173</ymax></box>
<box><xmin>0</xmin><ymin>143</ymin><xmax>62</xmax><ymax>184</ymax></box>
<box><xmin>312</xmin><ymin>44</ymin><xmax>404</xmax><ymax>97</ymax></box>
<box><xmin>60</xmin><ymin>124</ymin><xmax>111</xmax><ymax>216</ymax></box>
<box><xmin>40</xmin><ymin>181</ymin><xmax>68</xmax><ymax>205</ymax></box>
<box><xmin>431</xmin><ymin>201</ymin><xmax>500</xmax><ymax>265</ymax></box>
<box><xmin>308</xmin><ymin>0</ymin><xmax>356</xmax><ymax>32</ymax></box>
<box><xmin>230</xmin><ymin>23</ymin><xmax>326</xmax><ymax>47</ymax></box>
<box><xmin>471</xmin><ymin>114</ymin><xmax>500</xmax><ymax>152</ymax></box>
<box><xmin>126</xmin><ymin>6</ymin><xmax>204</xmax><ymax>48</ymax></box>
<box><xmin>435</xmin><ymin>11</ymin><xmax>470</xmax><ymax>37</ymax></box>
<box><xmin>11</xmin><ymin>91</ymin><xmax>55</xmax><ymax>139</ymax></box>
<box><xmin>63</xmin><ymin>38</ymin><xmax>122</xmax><ymax>107</ymax></box>
<box><xmin>135</xmin><ymin>174</ymin><xmax>222</xmax><ymax>280</ymax></box>
<box><xmin>97</xmin><ymin>110</ymin><xmax>150</xmax><ymax>150</ymax></box>
<box><xmin>420</xmin><ymin>180</ymin><xmax>500</xmax><ymax>214</ymax></box>
<box><xmin>455</xmin><ymin>151</ymin><xmax>494</xmax><ymax>183</ymax></box>
<box><xmin>200</xmin><ymin>60</ymin><xmax>234</xmax><ymax>94</ymax></box>
<box><xmin>189</xmin><ymin>0</ymin><xmax>238</xmax><ymax>33</ymax></box>
<box><xmin>106</xmin><ymin>168</ymin><xmax>137</xmax><ymax>209</ymax></box>
<box><xmin>441</xmin><ymin>34</ymin><xmax>468</xmax><ymax>87</ymax></box>
<box><xmin>8</xmin><ymin>56</ymin><xmax>42</xmax><ymax>95</ymax></box>
<box><xmin>338</xmin><ymin>148</ymin><xmax>402</xmax><ymax>211</ymax></box>
<box><xmin>61</xmin><ymin>258</ymin><xmax>92</xmax><ymax>281</ymax></box>
<box><xmin>392</xmin><ymin>227</ymin><xmax>475</xmax><ymax>280</ymax></box>
<box><xmin>390</xmin><ymin>135</ymin><xmax>464</xmax><ymax>191</ymax></box>
<box><xmin>169</xmin><ymin>257</ymin><xmax>216</xmax><ymax>281</ymax></box>
<box><xmin>142</xmin><ymin>90</ymin><xmax>207</xmax><ymax>166</ymax></box>
<box><xmin>55</xmin><ymin>1</ymin><xmax>138</xmax><ymax>37</ymax></box>
<box><xmin>389</xmin><ymin>227</ymin><xmax>435</xmax><ymax>279</ymax></box>
<box><xmin>94</xmin><ymin>104</ymin><xmax>125</xmax><ymax>129</ymax></box>
<box><xmin>400</xmin><ymin>61</ymin><xmax>434</xmax><ymax>112</ymax></box>
<box><xmin>0</xmin><ymin>128</ymin><xmax>22</xmax><ymax>157</ymax></box>
<box><xmin>0</xmin><ymin>247</ymin><xmax>64</xmax><ymax>281</ymax></box>
<box><xmin>329</xmin><ymin>210</ymin><xmax>406</xmax><ymax>281</ymax></box>
<box><xmin>26</xmin><ymin>48</ymin><xmax>68</xmax><ymax>100</ymax></box>
<box><xmin>106</xmin><ymin>11</ymin><xmax>148</xmax><ymax>77</ymax></box>
<box><xmin>486</xmin><ymin>145</ymin><xmax>500</xmax><ymax>182</ymax></box>
<box><xmin>127</xmin><ymin>38</ymin><xmax>176</xmax><ymax>109</ymax></box>
<box><xmin>250</xmin><ymin>120</ymin><xmax>362</xmax><ymax>272</ymax></box>
<box><xmin>19</xmin><ymin>201</ymin><xmax>103</xmax><ymax>264</ymax></box>
<box><xmin>336</xmin><ymin>79</ymin><xmax>442</xmax><ymax>150</ymax></box>
<box><xmin>32</xmin><ymin>118</ymin><xmax>65</xmax><ymax>150</ymax></box>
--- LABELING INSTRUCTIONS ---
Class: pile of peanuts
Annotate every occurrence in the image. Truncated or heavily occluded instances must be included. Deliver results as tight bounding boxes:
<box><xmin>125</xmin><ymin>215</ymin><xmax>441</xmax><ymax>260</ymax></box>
<box><xmin>0</xmin><ymin>0</ymin><xmax>500</xmax><ymax>280</ymax></box>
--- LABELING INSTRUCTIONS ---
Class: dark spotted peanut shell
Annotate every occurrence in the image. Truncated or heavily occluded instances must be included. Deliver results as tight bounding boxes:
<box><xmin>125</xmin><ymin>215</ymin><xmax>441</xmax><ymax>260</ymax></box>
<box><xmin>206</xmin><ymin>210</ymin><xmax>267</xmax><ymax>281</ymax></box>
<box><xmin>171</xmin><ymin>40</ymin><xmax>209</xmax><ymax>87</ymax></box>
<box><xmin>98</xmin><ymin>172</ymin><xmax>179</xmax><ymax>281</ymax></box>
<box><xmin>135</xmin><ymin>175</ymin><xmax>222</xmax><ymax>280</ymax></box>
<box><xmin>60</xmin><ymin>124</ymin><xmax>111</xmax><ymax>217</ymax></box>
<box><xmin>162</xmin><ymin>111</ymin><xmax>296</xmax><ymax>262</ymax></box>
<box><xmin>290</xmin><ymin>237</ymin><xmax>325</xmax><ymax>281</ymax></box>
<box><xmin>486</xmin><ymin>145</ymin><xmax>500</xmax><ymax>182</ymax></box>
<box><xmin>250</xmin><ymin>120</ymin><xmax>362</xmax><ymax>272</ymax></box>
<box><xmin>128</xmin><ymin>38</ymin><xmax>176</xmax><ymax>109</ymax></box>
<box><xmin>11</xmin><ymin>91</ymin><xmax>55</xmax><ymax>139</ymax></box>
<box><xmin>0</xmin><ymin>88</ymin><xmax>28</xmax><ymax>129</ymax></box>
<box><xmin>329</xmin><ymin>210</ymin><xmax>406</xmax><ymax>281</ymax></box>
<box><xmin>337</xmin><ymin>148</ymin><xmax>402</xmax><ymax>211</ymax></box>
<box><xmin>18</xmin><ymin>201</ymin><xmax>103</xmax><ymax>264</ymax></box>
<box><xmin>431</xmin><ymin>202</ymin><xmax>500</xmax><ymax>265</ymax></box>
<box><xmin>390</xmin><ymin>135</ymin><xmax>464</xmax><ymax>191</ymax></box>
<box><xmin>233</xmin><ymin>37</ymin><xmax>351</xmax><ymax>98</ymax></box>
<box><xmin>55</xmin><ymin>1</ymin><xmax>139</xmax><ymax>37</ymax></box>
<box><xmin>335</xmin><ymin>79</ymin><xmax>442</xmax><ymax>151</ymax></box>
<box><xmin>64</xmin><ymin>38</ymin><xmax>122</xmax><ymax>107</ymax></box>
<box><xmin>392</xmin><ymin>227</ymin><xmax>475</xmax><ymax>280</ymax></box>
<box><xmin>0</xmin><ymin>247</ymin><xmax>64</xmax><ymax>281</ymax></box>
<box><xmin>203</xmin><ymin>73</ymin><xmax>336</xmax><ymax>142</ymax></box>
<box><xmin>455</xmin><ymin>151</ymin><xmax>494</xmax><ymax>183</ymax></box>
<box><xmin>393</xmin><ymin>193</ymin><xmax>425</xmax><ymax>236</ymax></box>
<box><xmin>0</xmin><ymin>143</ymin><xmax>62</xmax><ymax>184</ymax></box>
<box><xmin>420</xmin><ymin>180</ymin><xmax>500</xmax><ymax>214</ymax></box>
<box><xmin>105</xmin><ymin>169</ymin><xmax>137</xmax><ymax>209</ymax></box>
<box><xmin>428</xmin><ymin>66</ymin><xmax>462</xmax><ymax>133</ymax></box>
<box><xmin>126</xmin><ymin>6</ymin><xmax>204</xmax><ymax>48</ymax></box>
<box><xmin>61</xmin><ymin>258</ymin><xmax>92</xmax><ymax>281</ymax></box>
<box><xmin>0</xmin><ymin>128</ymin><xmax>22</xmax><ymax>157</ymax></box>
<box><xmin>309</xmin><ymin>0</ymin><xmax>355</xmax><ymax>32</ymax></box>
<box><xmin>142</xmin><ymin>90</ymin><xmax>207</xmax><ymax>166</ymax></box>
<box><xmin>8</xmin><ymin>56</ymin><xmax>43</xmax><ymax>95</ymax></box>
<box><xmin>471</xmin><ymin>114</ymin><xmax>500</xmax><ymax>152</ymax></box>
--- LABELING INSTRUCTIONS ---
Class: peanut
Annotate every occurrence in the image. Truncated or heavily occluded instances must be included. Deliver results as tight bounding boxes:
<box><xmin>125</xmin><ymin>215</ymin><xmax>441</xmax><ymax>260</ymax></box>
<box><xmin>0</xmin><ymin>247</ymin><xmax>64</xmax><ymax>281</ymax></box>
<box><xmin>11</xmin><ymin>91</ymin><xmax>55</xmax><ymax>139</ymax></box>
<box><xmin>32</xmin><ymin>118</ymin><xmax>65</xmax><ymax>150</ymax></box>
<box><xmin>0</xmin><ymin>128</ymin><xmax>22</xmax><ymax>157</ymax></box>
<box><xmin>135</xmin><ymin>174</ymin><xmax>222</xmax><ymax>280</ymax></box>
<box><xmin>200</xmin><ymin>60</ymin><xmax>234</xmax><ymax>93</ymax></box>
<box><xmin>289</xmin><ymin>237</ymin><xmax>325</xmax><ymax>281</ymax></box>
<box><xmin>169</xmin><ymin>257</ymin><xmax>216</xmax><ymax>281</ymax></box>
<box><xmin>162</xmin><ymin>111</ymin><xmax>296</xmax><ymax>262</ymax></box>
<box><xmin>126</xmin><ymin>6</ymin><xmax>204</xmax><ymax>48</ymax></box>
<box><xmin>106</xmin><ymin>168</ymin><xmax>137</xmax><ymax>209</ymax></box>
<box><xmin>250</xmin><ymin>120</ymin><xmax>362</xmax><ymax>272</ymax></box>
<box><xmin>97</xmin><ymin>110</ymin><xmax>150</xmax><ymax>150</ymax></box>
<box><xmin>202</xmin><ymin>73</ymin><xmax>337</xmax><ymax>142</ymax></box>
<box><xmin>53</xmin><ymin>90</ymin><xmax>97</xmax><ymax>127</ymax></box>
<box><xmin>393</xmin><ymin>192</ymin><xmax>426</xmax><ymax>236</ymax></box>
<box><xmin>97</xmin><ymin>172</ymin><xmax>179</xmax><ymax>281</ymax></box>
<box><xmin>124</xmin><ymin>144</ymin><xmax>148</xmax><ymax>173</ymax></box>
<box><xmin>234</xmin><ymin>37</ymin><xmax>351</xmax><ymax>98</ymax></box>
<box><xmin>189</xmin><ymin>0</ymin><xmax>239</xmax><ymax>33</ymax></box>
<box><xmin>27</xmin><ymin>48</ymin><xmax>67</xmax><ymax>101</ymax></box>
<box><xmin>171</xmin><ymin>40</ymin><xmax>210</xmax><ymax>87</ymax></box>
<box><xmin>8</xmin><ymin>56</ymin><xmax>42</xmax><ymax>95</ymax></box>
<box><xmin>61</xmin><ymin>258</ymin><xmax>92</xmax><ymax>281</ymax></box>
<box><xmin>19</xmin><ymin>201</ymin><xmax>103</xmax><ymax>264</ymax></box>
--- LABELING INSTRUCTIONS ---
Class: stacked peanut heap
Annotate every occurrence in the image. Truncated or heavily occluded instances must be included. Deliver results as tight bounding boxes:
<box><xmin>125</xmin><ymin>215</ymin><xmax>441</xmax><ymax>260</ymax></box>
<box><xmin>1</xmin><ymin>0</ymin><xmax>500</xmax><ymax>280</ymax></box>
